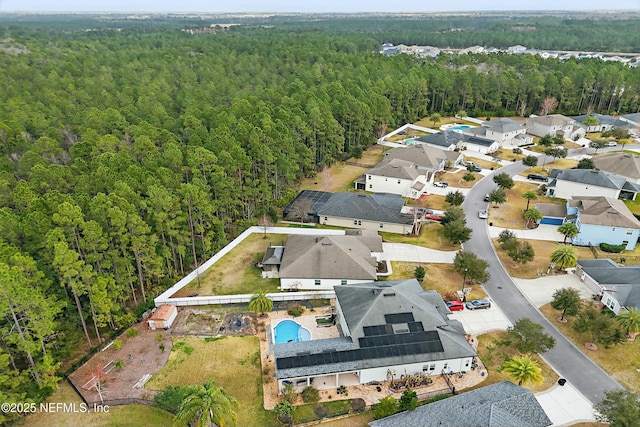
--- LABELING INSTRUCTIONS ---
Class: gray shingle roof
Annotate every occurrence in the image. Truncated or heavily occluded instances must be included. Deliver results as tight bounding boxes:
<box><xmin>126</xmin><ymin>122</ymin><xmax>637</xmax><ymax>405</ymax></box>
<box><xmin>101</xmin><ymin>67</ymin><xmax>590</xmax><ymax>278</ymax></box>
<box><xmin>571</xmin><ymin>113</ymin><xmax>632</xmax><ymax>128</ymax></box>
<box><xmin>528</xmin><ymin>114</ymin><xmax>574</xmax><ymax>126</ymax></box>
<box><xmin>577</xmin><ymin>259</ymin><xmax>640</xmax><ymax>309</ymax></box>
<box><xmin>482</xmin><ymin>117</ymin><xmax>525</xmax><ymax>133</ymax></box>
<box><xmin>278</xmin><ymin>235</ymin><xmax>378</xmax><ymax>280</ymax></box>
<box><xmin>573</xmin><ymin>196</ymin><xmax>640</xmax><ymax>228</ymax></box>
<box><xmin>382</xmin><ymin>145</ymin><xmax>455</xmax><ymax>170</ymax></box>
<box><xmin>621</xmin><ymin>112</ymin><xmax>640</xmax><ymax>125</ymax></box>
<box><xmin>369</xmin><ymin>381</ymin><xmax>552</xmax><ymax>427</ymax></box>
<box><xmin>593</xmin><ymin>153</ymin><xmax>640</xmax><ymax>181</ymax></box>
<box><xmin>535</xmin><ymin>202</ymin><xmax>567</xmax><ymax>218</ymax></box>
<box><xmin>367</xmin><ymin>158</ymin><xmax>421</xmax><ymax>180</ymax></box>
<box><xmin>317</xmin><ymin>193</ymin><xmax>413</xmax><ymax>225</ymax></box>
<box><xmin>274</xmin><ymin>280</ymin><xmax>476</xmax><ymax>380</ymax></box>
<box><xmin>551</xmin><ymin>169</ymin><xmax>627</xmax><ymax>189</ymax></box>
<box><xmin>416</xmin><ymin>131</ymin><xmax>463</xmax><ymax>148</ymax></box>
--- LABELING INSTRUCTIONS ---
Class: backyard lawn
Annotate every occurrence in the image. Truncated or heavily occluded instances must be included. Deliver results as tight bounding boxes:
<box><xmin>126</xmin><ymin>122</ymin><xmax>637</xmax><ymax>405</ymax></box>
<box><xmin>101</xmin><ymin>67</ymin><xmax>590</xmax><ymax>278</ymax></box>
<box><xmin>20</xmin><ymin>382</ymin><xmax>173</xmax><ymax>427</ymax></box>
<box><xmin>380</xmin><ymin>222</ymin><xmax>459</xmax><ymax>251</ymax></box>
<box><xmin>467</xmin><ymin>330</ymin><xmax>559</xmax><ymax>393</ymax></box>
<box><xmin>174</xmin><ymin>233</ymin><xmax>286</xmax><ymax>297</ymax></box>
<box><xmin>492</xmin><ymin>239</ymin><xmax>596</xmax><ymax>279</ymax></box>
<box><xmin>387</xmin><ymin>261</ymin><xmax>487</xmax><ymax>302</ymax></box>
<box><xmin>146</xmin><ymin>335</ymin><xmax>274</xmax><ymax>427</ymax></box>
<box><xmin>518</xmin><ymin>158</ymin><xmax>578</xmax><ymax>175</ymax></box>
<box><xmin>539</xmin><ymin>304</ymin><xmax>640</xmax><ymax>393</ymax></box>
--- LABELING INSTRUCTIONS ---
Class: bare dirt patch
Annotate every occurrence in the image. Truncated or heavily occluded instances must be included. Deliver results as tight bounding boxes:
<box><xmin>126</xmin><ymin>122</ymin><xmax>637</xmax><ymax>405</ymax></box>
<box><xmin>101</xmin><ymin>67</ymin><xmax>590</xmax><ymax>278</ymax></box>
<box><xmin>68</xmin><ymin>322</ymin><xmax>172</xmax><ymax>405</ymax></box>
<box><xmin>172</xmin><ymin>306</ymin><xmax>257</xmax><ymax>337</ymax></box>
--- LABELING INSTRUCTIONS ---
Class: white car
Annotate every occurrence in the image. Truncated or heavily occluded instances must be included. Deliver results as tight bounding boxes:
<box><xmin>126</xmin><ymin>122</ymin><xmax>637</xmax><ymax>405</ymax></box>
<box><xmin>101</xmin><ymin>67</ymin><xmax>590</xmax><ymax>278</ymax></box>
<box><xmin>606</xmin><ymin>141</ymin><xmax>617</xmax><ymax>147</ymax></box>
<box><xmin>478</xmin><ymin>209</ymin><xmax>488</xmax><ymax>219</ymax></box>
<box><xmin>433</xmin><ymin>181</ymin><xmax>448</xmax><ymax>188</ymax></box>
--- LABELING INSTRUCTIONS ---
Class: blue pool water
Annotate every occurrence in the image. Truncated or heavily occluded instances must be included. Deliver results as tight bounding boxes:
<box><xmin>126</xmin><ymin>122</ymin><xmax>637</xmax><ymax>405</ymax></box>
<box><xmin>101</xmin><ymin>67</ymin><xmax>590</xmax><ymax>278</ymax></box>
<box><xmin>274</xmin><ymin>320</ymin><xmax>311</xmax><ymax>344</ymax></box>
<box><xmin>449</xmin><ymin>125</ymin><xmax>470</xmax><ymax>130</ymax></box>
<box><xmin>406</xmin><ymin>138</ymin><xmax>416</xmax><ymax>144</ymax></box>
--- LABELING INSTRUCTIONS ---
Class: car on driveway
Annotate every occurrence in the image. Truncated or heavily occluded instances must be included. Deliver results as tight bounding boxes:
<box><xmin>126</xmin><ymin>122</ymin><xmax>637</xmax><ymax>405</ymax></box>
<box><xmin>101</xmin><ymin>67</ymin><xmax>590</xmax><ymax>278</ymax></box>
<box><xmin>527</xmin><ymin>173</ymin><xmax>548</xmax><ymax>182</ymax></box>
<box><xmin>478</xmin><ymin>209</ymin><xmax>488</xmax><ymax>219</ymax></box>
<box><xmin>465</xmin><ymin>299</ymin><xmax>492</xmax><ymax>310</ymax></box>
<box><xmin>433</xmin><ymin>181</ymin><xmax>448</xmax><ymax>188</ymax></box>
<box><xmin>446</xmin><ymin>301</ymin><xmax>464</xmax><ymax>311</ymax></box>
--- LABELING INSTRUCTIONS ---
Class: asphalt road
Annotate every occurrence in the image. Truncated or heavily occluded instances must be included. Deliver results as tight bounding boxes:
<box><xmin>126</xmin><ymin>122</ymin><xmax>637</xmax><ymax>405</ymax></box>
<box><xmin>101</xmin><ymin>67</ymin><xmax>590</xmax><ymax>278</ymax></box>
<box><xmin>461</xmin><ymin>156</ymin><xmax>625</xmax><ymax>404</ymax></box>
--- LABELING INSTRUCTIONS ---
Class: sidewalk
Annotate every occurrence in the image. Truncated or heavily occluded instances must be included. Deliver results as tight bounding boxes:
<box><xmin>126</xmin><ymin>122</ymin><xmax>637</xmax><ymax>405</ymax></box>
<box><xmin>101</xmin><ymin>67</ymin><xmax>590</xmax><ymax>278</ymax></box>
<box><xmin>536</xmin><ymin>382</ymin><xmax>596</xmax><ymax>426</ymax></box>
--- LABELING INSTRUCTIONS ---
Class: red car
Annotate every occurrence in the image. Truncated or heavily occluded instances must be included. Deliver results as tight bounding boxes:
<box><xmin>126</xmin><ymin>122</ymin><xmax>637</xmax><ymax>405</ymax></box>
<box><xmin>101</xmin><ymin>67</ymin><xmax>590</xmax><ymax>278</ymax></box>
<box><xmin>446</xmin><ymin>301</ymin><xmax>464</xmax><ymax>311</ymax></box>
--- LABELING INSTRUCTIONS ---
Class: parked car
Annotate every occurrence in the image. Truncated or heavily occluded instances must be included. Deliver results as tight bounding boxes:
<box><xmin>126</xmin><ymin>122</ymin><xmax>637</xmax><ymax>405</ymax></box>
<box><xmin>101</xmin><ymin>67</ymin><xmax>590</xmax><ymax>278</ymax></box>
<box><xmin>465</xmin><ymin>299</ymin><xmax>492</xmax><ymax>310</ymax></box>
<box><xmin>446</xmin><ymin>301</ymin><xmax>464</xmax><ymax>311</ymax></box>
<box><xmin>527</xmin><ymin>173</ymin><xmax>548</xmax><ymax>182</ymax></box>
<box><xmin>478</xmin><ymin>209</ymin><xmax>488</xmax><ymax>219</ymax></box>
<box><xmin>606</xmin><ymin>141</ymin><xmax>617</xmax><ymax>147</ymax></box>
<box><xmin>466</xmin><ymin>162</ymin><xmax>481</xmax><ymax>172</ymax></box>
<box><xmin>423</xmin><ymin>212</ymin><xmax>444</xmax><ymax>221</ymax></box>
<box><xmin>483</xmin><ymin>194</ymin><xmax>491</xmax><ymax>202</ymax></box>
<box><xmin>434</xmin><ymin>181</ymin><xmax>449</xmax><ymax>188</ymax></box>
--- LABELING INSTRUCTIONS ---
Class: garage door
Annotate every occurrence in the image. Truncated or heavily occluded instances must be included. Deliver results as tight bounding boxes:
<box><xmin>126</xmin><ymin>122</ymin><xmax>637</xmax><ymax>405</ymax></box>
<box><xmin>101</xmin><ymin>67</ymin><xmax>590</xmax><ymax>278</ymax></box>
<box><xmin>540</xmin><ymin>217</ymin><xmax>563</xmax><ymax>225</ymax></box>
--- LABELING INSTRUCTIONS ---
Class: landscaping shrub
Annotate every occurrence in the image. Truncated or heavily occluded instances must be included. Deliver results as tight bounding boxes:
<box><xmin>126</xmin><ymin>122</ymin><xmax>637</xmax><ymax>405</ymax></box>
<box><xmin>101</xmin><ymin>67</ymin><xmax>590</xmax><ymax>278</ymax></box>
<box><xmin>313</xmin><ymin>405</ymin><xmax>329</xmax><ymax>419</ymax></box>
<box><xmin>300</xmin><ymin>386</ymin><xmax>320</xmax><ymax>403</ymax></box>
<box><xmin>113</xmin><ymin>339</ymin><xmax>123</xmax><ymax>350</ymax></box>
<box><xmin>443</xmin><ymin>292</ymin><xmax>460</xmax><ymax>302</ymax></box>
<box><xmin>399</xmin><ymin>389</ymin><xmax>418</xmax><ymax>411</ymax></box>
<box><xmin>374</xmin><ymin>396</ymin><xmax>398</xmax><ymax>419</ymax></box>
<box><xmin>126</xmin><ymin>328</ymin><xmax>138</xmax><ymax>339</ymax></box>
<box><xmin>287</xmin><ymin>303</ymin><xmax>305</xmax><ymax>317</ymax></box>
<box><xmin>414</xmin><ymin>266</ymin><xmax>426</xmax><ymax>281</ymax></box>
<box><xmin>281</xmin><ymin>383</ymin><xmax>297</xmax><ymax>404</ymax></box>
<box><xmin>599</xmin><ymin>243</ymin><xmax>625</xmax><ymax>253</ymax></box>
<box><xmin>153</xmin><ymin>385</ymin><xmax>196</xmax><ymax>414</ymax></box>
<box><xmin>350</xmin><ymin>398</ymin><xmax>366</xmax><ymax>412</ymax></box>
<box><xmin>155</xmin><ymin>333</ymin><xmax>164</xmax><ymax>341</ymax></box>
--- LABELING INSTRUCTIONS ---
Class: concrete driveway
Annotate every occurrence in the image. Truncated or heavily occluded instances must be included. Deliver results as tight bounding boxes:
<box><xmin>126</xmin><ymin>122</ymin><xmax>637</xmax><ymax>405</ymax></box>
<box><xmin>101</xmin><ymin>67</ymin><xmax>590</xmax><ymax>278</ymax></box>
<box><xmin>488</xmin><ymin>224</ymin><xmax>564</xmax><ymax>241</ymax></box>
<box><xmin>536</xmin><ymin>382</ymin><xmax>596</xmax><ymax>426</ymax></box>
<box><xmin>448</xmin><ymin>299</ymin><xmax>511</xmax><ymax>336</ymax></box>
<box><xmin>512</xmin><ymin>274</ymin><xmax>595</xmax><ymax>308</ymax></box>
<box><xmin>381</xmin><ymin>242</ymin><xmax>457</xmax><ymax>264</ymax></box>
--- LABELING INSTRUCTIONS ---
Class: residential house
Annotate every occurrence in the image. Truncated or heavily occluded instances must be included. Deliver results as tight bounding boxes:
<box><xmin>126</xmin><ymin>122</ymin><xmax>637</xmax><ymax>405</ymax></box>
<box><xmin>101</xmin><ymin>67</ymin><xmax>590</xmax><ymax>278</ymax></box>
<box><xmin>273</xmin><ymin>279</ymin><xmax>477</xmax><ymax>391</ymax></box>
<box><xmin>593</xmin><ymin>152</ymin><xmax>640</xmax><ymax>185</ymax></box>
<box><xmin>278</xmin><ymin>231</ymin><xmax>383</xmax><ymax>290</ymax></box>
<box><xmin>357</xmin><ymin>145</ymin><xmax>462</xmax><ymax>197</ymax></box>
<box><xmin>567</xmin><ymin>196</ymin><xmax>640</xmax><ymax>250</ymax></box>
<box><xmin>466</xmin><ymin>117</ymin><xmax>533</xmax><ymax>146</ymax></box>
<box><xmin>620</xmin><ymin>113</ymin><xmax>640</xmax><ymax>129</ymax></box>
<box><xmin>460</xmin><ymin>45</ymin><xmax>484</xmax><ymax>54</ymax></box>
<box><xmin>369</xmin><ymin>381</ymin><xmax>551</xmax><ymax>427</ymax></box>
<box><xmin>576</xmin><ymin>259</ymin><xmax>640</xmax><ymax>314</ymax></box>
<box><xmin>283</xmin><ymin>190</ymin><xmax>333</xmax><ymax>223</ymax></box>
<box><xmin>507</xmin><ymin>45</ymin><xmax>528</xmax><ymax>54</ymax></box>
<box><xmin>416</xmin><ymin>131</ymin><xmax>500</xmax><ymax>154</ymax></box>
<box><xmin>317</xmin><ymin>192</ymin><xmax>414</xmax><ymax>234</ymax></box>
<box><xmin>525</xmin><ymin>114</ymin><xmax>586</xmax><ymax>140</ymax></box>
<box><xmin>571</xmin><ymin>113</ymin><xmax>632</xmax><ymax>133</ymax></box>
<box><xmin>546</xmin><ymin>169</ymin><xmax>640</xmax><ymax>201</ymax></box>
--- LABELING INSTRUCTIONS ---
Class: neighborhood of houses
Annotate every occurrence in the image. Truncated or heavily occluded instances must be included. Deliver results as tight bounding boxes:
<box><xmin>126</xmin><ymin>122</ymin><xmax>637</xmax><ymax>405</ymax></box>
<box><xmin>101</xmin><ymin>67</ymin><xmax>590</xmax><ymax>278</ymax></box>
<box><xmin>381</xmin><ymin>43</ymin><xmax>640</xmax><ymax>67</ymax></box>
<box><xmin>74</xmin><ymin>111</ymin><xmax>640</xmax><ymax>427</ymax></box>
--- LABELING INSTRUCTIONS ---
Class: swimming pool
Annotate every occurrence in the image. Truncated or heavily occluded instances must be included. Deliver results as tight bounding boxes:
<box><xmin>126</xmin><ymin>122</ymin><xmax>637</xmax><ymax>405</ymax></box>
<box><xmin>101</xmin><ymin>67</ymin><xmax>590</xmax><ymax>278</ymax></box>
<box><xmin>406</xmin><ymin>138</ymin><xmax>415</xmax><ymax>144</ymax></box>
<box><xmin>274</xmin><ymin>319</ymin><xmax>311</xmax><ymax>344</ymax></box>
<box><xmin>449</xmin><ymin>125</ymin><xmax>470</xmax><ymax>130</ymax></box>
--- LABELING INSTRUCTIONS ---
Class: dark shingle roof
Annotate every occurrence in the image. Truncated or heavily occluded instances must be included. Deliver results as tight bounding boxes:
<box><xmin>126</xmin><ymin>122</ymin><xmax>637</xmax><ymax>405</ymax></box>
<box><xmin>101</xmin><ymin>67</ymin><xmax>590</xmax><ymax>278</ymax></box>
<box><xmin>369</xmin><ymin>381</ymin><xmax>552</xmax><ymax>427</ymax></box>
<box><xmin>593</xmin><ymin>153</ymin><xmax>640</xmax><ymax>181</ymax></box>
<box><xmin>482</xmin><ymin>117</ymin><xmax>525</xmax><ymax>133</ymax></box>
<box><xmin>416</xmin><ymin>131</ymin><xmax>463</xmax><ymax>148</ymax></box>
<box><xmin>571</xmin><ymin>113</ymin><xmax>632</xmax><ymax>128</ymax></box>
<box><xmin>317</xmin><ymin>193</ymin><xmax>413</xmax><ymax>225</ymax></box>
<box><xmin>578</xmin><ymin>259</ymin><xmax>640</xmax><ymax>309</ymax></box>
<box><xmin>551</xmin><ymin>169</ymin><xmax>627</xmax><ymax>189</ymax></box>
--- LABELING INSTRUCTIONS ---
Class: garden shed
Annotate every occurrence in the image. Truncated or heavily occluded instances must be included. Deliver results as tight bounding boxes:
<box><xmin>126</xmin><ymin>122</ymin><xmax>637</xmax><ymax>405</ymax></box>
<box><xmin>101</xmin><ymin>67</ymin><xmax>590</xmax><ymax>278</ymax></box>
<box><xmin>148</xmin><ymin>304</ymin><xmax>178</xmax><ymax>330</ymax></box>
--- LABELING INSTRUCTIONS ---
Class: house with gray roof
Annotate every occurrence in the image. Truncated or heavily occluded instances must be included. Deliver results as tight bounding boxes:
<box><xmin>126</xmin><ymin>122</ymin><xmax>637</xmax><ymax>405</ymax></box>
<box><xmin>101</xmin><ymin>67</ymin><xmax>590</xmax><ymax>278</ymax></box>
<box><xmin>593</xmin><ymin>152</ymin><xmax>640</xmax><ymax>184</ymax></box>
<box><xmin>317</xmin><ymin>192</ymin><xmax>415</xmax><ymax>235</ymax></box>
<box><xmin>277</xmin><ymin>232</ymin><xmax>383</xmax><ymax>290</ymax></box>
<box><xmin>576</xmin><ymin>259</ymin><xmax>640</xmax><ymax>314</ymax></box>
<box><xmin>620</xmin><ymin>112</ymin><xmax>640</xmax><ymax>129</ymax></box>
<box><xmin>567</xmin><ymin>196</ymin><xmax>640</xmax><ymax>250</ymax></box>
<box><xmin>466</xmin><ymin>117</ymin><xmax>533</xmax><ymax>146</ymax></box>
<box><xmin>369</xmin><ymin>381</ymin><xmax>551</xmax><ymax>427</ymax></box>
<box><xmin>416</xmin><ymin>130</ymin><xmax>500</xmax><ymax>154</ymax></box>
<box><xmin>526</xmin><ymin>114</ymin><xmax>586</xmax><ymax>141</ymax></box>
<box><xmin>571</xmin><ymin>113</ymin><xmax>632</xmax><ymax>133</ymax></box>
<box><xmin>273</xmin><ymin>279</ymin><xmax>476</xmax><ymax>391</ymax></box>
<box><xmin>546</xmin><ymin>168</ymin><xmax>640</xmax><ymax>201</ymax></box>
<box><xmin>357</xmin><ymin>146</ymin><xmax>462</xmax><ymax>198</ymax></box>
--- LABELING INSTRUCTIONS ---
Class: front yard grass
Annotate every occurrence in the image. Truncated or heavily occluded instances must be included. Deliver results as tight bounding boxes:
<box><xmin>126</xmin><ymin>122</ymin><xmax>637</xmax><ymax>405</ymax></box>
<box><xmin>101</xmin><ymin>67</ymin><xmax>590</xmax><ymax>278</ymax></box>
<box><xmin>519</xmin><ymin>158</ymin><xmax>578</xmax><ymax>176</ymax></box>
<box><xmin>469</xmin><ymin>157</ymin><xmax>503</xmax><ymax>170</ymax></box>
<box><xmin>492</xmin><ymin>238</ymin><xmax>596</xmax><ymax>279</ymax></box>
<box><xmin>438</xmin><ymin>169</ymin><xmax>483</xmax><ymax>188</ymax></box>
<box><xmin>539</xmin><ymin>304</ymin><xmax>640</xmax><ymax>393</ymax></box>
<box><xmin>498</xmin><ymin>147</ymin><xmax>526</xmax><ymax>162</ymax></box>
<box><xmin>485</xmin><ymin>181</ymin><xmax>563</xmax><ymax>229</ymax></box>
<box><xmin>175</xmin><ymin>233</ymin><xmax>286</xmax><ymax>297</ymax></box>
<box><xmin>380</xmin><ymin>222</ymin><xmax>459</xmax><ymax>251</ymax></box>
<box><xmin>467</xmin><ymin>330</ymin><xmax>559</xmax><ymax>393</ymax></box>
<box><xmin>20</xmin><ymin>382</ymin><xmax>174</xmax><ymax>427</ymax></box>
<box><xmin>146</xmin><ymin>335</ymin><xmax>273</xmax><ymax>427</ymax></box>
<box><xmin>387</xmin><ymin>262</ymin><xmax>487</xmax><ymax>302</ymax></box>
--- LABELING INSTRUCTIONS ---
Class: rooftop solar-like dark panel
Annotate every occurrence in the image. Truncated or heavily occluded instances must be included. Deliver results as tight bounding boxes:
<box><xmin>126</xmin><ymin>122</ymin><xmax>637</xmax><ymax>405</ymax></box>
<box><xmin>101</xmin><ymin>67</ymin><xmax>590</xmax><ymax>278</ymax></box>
<box><xmin>384</xmin><ymin>313</ymin><xmax>415</xmax><ymax>324</ymax></box>
<box><xmin>408</xmin><ymin>322</ymin><xmax>424</xmax><ymax>332</ymax></box>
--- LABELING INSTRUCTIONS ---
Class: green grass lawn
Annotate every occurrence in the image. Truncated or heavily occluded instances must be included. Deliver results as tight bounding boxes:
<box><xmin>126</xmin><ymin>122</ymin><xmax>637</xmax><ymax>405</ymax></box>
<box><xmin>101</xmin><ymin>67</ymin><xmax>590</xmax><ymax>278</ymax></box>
<box><xmin>146</xmin><ymin>335</ymin><xmax>274</xmax><ymax>427</ymax></box>
<box><xmin>294</xmin><ymin>400</ymin><xmax>351</xmax><ymax>424</ymax></box>
<box><xmin>539</xmin><ymin>304</ymin><xmax>640</xmax><ymax>393</ymax></box>
<box><xmin>380</xmin><ymin>222</ymin><xmax>459</xmax><ymax>251</ymax></box>
<box><xmin>19</xmin><ymin>382</ymin><xmax>174</xmax><ymax>427</ymax></box>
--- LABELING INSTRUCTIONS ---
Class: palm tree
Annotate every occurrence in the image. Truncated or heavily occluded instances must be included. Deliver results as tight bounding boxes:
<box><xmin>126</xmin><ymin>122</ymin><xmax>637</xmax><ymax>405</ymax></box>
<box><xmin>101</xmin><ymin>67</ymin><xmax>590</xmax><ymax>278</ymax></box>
<box><xmin>430</xmin><ymin>113</ymin><xmax>441</xmax><ymax>127</ymax></box>
<box><xmin>500</xmin><ymin>356</ymin><xmax>544</xmax><ymax>386</ymax></box>
<box><xmin>523</xmin><ymin>209</ymin><xmax>543</xmax><ymax>229</ymax></box>
<box><xmin>174</xmin><ymin>380</ymin><xmax>239</xmax><ymax>427</ymax></box>
<box><xmin>522</xmin><ymin>190</ymin><xmax>538</xmax><ymax>211</ymax></box>
<box><xmin>557</xmin><ymin>223</ymin><xmax>579</xmax><ymax>244</ymax></box>
<box><xmin>550</xmin><ymin>245</ymin><xmax>577</xmax><ymax>269</ymax></box>
<box><xmin>248</xmin><ymin>290</ymin><xmax>273</xmax><ymax>317</ymax></box>
<box><xmin>617</xmin><ymin>307</ymin><xmax>640</xmax><ymax>340</ymax></box>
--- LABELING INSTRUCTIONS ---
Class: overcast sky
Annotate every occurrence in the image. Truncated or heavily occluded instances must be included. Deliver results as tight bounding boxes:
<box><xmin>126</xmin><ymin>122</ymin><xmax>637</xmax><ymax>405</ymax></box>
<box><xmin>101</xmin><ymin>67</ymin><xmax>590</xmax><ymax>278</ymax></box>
<box><xmin>0</xmin><ymin>0</ymin><xmax>638</xmax><ymax>13</ymax></box>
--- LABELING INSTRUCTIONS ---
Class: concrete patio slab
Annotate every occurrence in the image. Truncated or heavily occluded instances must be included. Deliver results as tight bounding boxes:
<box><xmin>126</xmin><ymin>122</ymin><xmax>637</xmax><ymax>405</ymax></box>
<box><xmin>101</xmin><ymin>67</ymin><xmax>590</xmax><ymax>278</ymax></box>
<box><xmin>536</xmin><ymin>382</ymin><xmax>597</xmax><ymax>426</ymax></box>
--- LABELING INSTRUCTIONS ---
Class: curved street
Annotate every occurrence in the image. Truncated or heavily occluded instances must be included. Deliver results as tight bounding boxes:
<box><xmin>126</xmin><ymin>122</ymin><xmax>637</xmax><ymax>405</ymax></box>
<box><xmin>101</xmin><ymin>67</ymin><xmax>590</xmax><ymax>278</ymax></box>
<box><xmin>460</xmin><ymin>154</ymin><xmax>625</xmax><ymax>405</ymax></box>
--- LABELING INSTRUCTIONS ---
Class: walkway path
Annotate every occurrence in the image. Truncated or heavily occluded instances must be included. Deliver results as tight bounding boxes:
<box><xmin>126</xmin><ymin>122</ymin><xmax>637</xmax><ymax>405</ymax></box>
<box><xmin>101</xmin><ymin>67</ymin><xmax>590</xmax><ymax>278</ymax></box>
<box><xmin>488</xmin><ymin>224</ymin><xmax>564</xmax><ymax>241</ymax></box>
